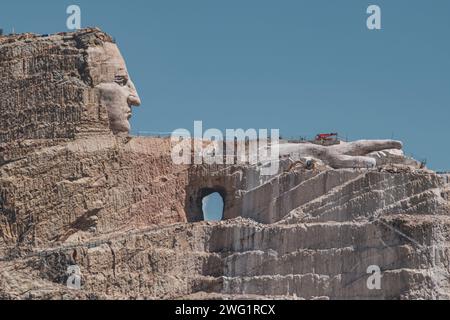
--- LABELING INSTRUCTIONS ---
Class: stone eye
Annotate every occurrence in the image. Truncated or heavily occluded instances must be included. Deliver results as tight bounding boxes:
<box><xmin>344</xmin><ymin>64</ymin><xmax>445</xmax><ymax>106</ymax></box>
<box><xmin>115</xmin><ymin>75</ymin><xmax>128</xmax><ymax>86</ymax></box>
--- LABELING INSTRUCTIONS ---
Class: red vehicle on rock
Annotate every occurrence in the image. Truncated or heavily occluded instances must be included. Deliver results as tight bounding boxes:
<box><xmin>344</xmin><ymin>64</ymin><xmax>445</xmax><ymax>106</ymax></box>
<box><xmin>315</xmin><ymin>133</ymin><xmax>338</xmax><ymax>143</ymax></box>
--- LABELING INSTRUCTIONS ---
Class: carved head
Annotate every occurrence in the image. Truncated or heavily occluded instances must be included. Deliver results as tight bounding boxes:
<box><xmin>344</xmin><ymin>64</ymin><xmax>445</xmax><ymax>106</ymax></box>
<box><xmin>87</xmin><ymin>42</ymin><xmax>141</xmax><ymax>135</ymax></box>
<box><xmin>0</xmin><ymin>28</ymin><xmax>141</xmax><ymax>145</ymax></box>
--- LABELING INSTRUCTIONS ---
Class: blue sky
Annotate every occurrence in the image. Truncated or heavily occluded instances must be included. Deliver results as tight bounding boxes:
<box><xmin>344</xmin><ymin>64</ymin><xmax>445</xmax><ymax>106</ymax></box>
<box><xmin>202</xmin><ymin>193</ymin><xmax>224</xmax><ymax>222</ymax></box>
<box><xmin>1</xmin><ymin>0</ymin><xmax>449</xmax><ymax>170</ymax></box>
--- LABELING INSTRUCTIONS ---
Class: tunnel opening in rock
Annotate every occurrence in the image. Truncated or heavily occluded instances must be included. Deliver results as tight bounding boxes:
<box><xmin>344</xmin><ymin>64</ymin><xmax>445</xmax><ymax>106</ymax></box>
<box><xmin>185</xmin><ymin>184</ymin><xmax>231</xmax><ymax>223</ymax></box>
<box><xmin>202</xmin><ymin>192</ymin><xmax>224</xmax><ymax>221</ymax></box>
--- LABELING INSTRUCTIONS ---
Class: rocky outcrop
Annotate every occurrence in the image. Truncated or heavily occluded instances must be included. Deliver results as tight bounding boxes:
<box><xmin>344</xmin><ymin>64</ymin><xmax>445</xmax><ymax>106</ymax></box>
<box><xmin>0</xmin><ymin>29</ymin><xmax>188</xmax><ymax>248</ymax></box>
<box><xmin>2</xmin><ymin>160</ymin><xmax>449</xmax><ymax>300</ymax></box>
<box><xmin>0</xmin><ymin>29</ymin><xmax>115</xmax><ymax>146</ymax></box>
<box><xmin>1</xmin><ymin>29</ymin><xmax>449</xmax><ymax>300</ymax></box>
<box><xmin>0</xmin><ymin>136</ymin><xmax>189</xmax><ymax>248</ymax></box>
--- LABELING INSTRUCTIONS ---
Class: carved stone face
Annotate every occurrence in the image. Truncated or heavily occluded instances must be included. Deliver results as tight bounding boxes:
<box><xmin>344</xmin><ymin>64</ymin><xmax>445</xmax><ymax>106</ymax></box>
<box><xmin>87</xmin><ymin>42</ymin><xmax>141</xmax><ymax>135</ymax></box>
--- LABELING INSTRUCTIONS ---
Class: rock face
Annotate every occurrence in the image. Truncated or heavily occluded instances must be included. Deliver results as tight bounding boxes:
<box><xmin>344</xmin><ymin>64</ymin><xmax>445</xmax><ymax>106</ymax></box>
<box><xmin>1</xmin><ymin>29</ymin><xmax>450</xmax><ymax>300</ymax></box>
<box><xmin>0</xmin><ymin>29</ymin><xmax>111</xmax><ymax>145</ymax></box>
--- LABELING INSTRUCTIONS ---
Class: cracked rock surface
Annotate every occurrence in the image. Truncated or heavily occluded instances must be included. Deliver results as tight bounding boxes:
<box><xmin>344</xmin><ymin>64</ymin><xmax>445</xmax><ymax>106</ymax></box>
<box><xmin>1</xmin><ymin>29</ymin><xmax>449</xmax><ymax>300</ymax></box>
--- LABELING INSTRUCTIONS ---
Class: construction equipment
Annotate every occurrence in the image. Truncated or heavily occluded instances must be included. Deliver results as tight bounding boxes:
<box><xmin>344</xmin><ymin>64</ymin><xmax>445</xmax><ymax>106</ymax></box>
<box><xmin>315</xmin><ymin>133</ymin><xmax>338</xmax><ymax>143</ymax></box>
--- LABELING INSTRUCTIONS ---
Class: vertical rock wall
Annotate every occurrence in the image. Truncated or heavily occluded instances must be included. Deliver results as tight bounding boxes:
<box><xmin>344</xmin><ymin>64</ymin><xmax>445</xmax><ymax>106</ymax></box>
<box><xmin>0</xmin><ymin>29</ymin><xmax>115</xmax><ymax>146</ymax></box>
<box><xmin>0</xmin><ymin>29</ymin><xmax>449</xmax><ymax>300</ymax></box>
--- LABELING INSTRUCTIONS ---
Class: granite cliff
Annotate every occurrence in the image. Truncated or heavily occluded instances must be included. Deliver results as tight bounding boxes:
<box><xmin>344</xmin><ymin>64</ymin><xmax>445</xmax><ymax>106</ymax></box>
<box><xmin>0</xmin><ymin>29</ymin><xmax>449</xmax><ymax>300</ymax></box>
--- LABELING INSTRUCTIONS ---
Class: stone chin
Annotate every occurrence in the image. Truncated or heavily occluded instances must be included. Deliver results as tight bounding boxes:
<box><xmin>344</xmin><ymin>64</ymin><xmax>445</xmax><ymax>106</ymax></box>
<box><xmin>110</xmin><ymin>119</ymin><xmax>131</xmax><ymax>135</ymax></box>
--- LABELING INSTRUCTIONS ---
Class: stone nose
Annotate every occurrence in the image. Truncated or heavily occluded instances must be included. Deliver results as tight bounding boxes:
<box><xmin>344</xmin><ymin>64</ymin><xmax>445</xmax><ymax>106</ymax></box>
<box><xmin>128</xmin><ymin>94</ymin><xmax>141</xmax><ymax>107</ymax></box>
<box><xmin>127</xmin><ymin>80</ymin><xmax>141</xmax><ymax>106</ymax></box>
